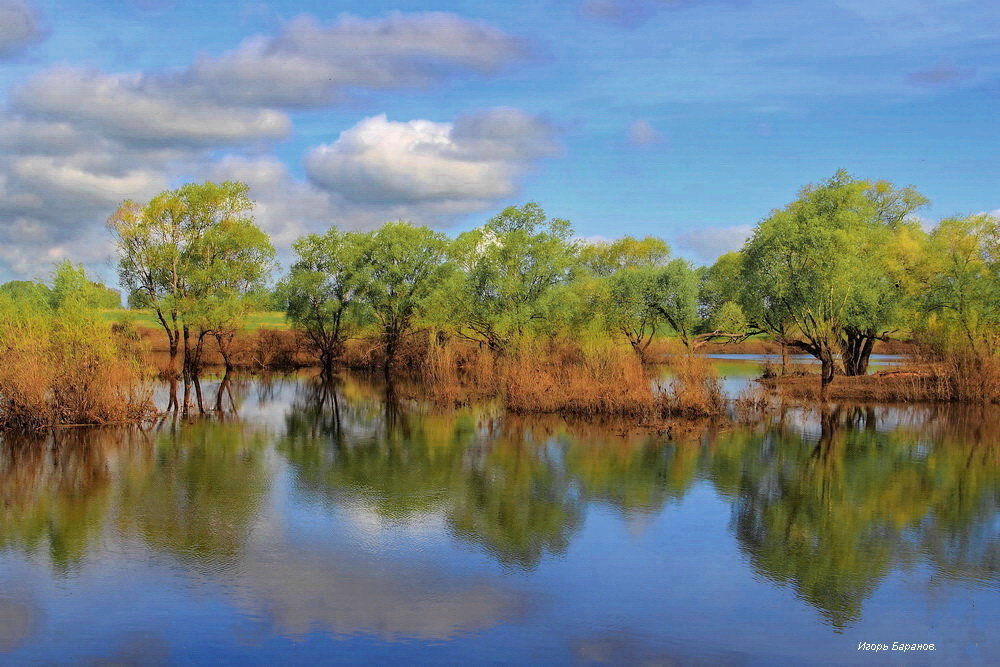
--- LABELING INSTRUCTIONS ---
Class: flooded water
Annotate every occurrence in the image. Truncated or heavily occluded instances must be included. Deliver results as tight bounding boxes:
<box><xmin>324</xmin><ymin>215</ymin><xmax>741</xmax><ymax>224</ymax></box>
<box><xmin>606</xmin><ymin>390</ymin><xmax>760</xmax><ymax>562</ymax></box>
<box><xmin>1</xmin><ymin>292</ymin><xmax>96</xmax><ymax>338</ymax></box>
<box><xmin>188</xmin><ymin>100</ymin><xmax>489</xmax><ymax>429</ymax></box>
<box><xmin>1</xmin><ymin>361</ymin><xmax>997</xmax><ymax>665</ymax></box>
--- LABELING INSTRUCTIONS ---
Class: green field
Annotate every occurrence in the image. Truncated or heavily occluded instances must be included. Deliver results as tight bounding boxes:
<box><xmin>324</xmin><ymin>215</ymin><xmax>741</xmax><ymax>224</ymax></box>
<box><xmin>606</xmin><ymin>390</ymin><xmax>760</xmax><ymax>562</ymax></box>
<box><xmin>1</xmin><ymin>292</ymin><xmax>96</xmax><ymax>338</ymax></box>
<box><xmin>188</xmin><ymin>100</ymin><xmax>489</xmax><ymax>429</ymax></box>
<box><xmin>100</xmin><ymin>309</ymin><xmax>289</xmax><ymax>330</ymax></box>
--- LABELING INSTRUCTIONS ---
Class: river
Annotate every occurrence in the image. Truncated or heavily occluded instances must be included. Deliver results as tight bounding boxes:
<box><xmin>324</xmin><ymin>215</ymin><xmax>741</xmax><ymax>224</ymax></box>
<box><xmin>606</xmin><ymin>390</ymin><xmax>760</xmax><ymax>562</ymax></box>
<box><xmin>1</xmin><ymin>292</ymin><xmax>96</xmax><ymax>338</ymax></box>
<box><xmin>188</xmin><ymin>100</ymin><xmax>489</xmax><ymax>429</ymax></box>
<box><xmin>0</xmin><ymin>358</ymin><xmax>996</xmax><ymax>664</ymax></box>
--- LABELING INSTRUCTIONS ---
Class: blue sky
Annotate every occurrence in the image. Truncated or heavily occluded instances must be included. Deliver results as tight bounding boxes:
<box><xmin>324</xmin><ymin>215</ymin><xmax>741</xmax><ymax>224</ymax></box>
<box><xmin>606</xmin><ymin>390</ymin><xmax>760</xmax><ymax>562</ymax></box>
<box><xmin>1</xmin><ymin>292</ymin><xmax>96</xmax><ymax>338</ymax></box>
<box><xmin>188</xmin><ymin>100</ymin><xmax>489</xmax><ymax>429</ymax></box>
<box><xmin>0</xmin><ymin>0</ymin><xmax>998</xmax><ymax>281</ymax></box>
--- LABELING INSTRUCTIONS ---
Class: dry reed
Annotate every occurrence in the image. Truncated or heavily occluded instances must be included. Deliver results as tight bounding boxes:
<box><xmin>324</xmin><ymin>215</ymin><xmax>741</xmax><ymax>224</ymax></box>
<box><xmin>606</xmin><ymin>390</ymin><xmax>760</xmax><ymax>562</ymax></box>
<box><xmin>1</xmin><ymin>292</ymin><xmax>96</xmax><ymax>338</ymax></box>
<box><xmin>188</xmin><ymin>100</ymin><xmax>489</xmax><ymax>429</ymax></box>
<box><xmin>0</xmin><ymin>307</ymin><xmax>154</xmax><ymax>429</ymax></box>
<box><xmin>419</xmin><ymin>339</ymin><xmax>727</xmax><ymax>418</ymax></box>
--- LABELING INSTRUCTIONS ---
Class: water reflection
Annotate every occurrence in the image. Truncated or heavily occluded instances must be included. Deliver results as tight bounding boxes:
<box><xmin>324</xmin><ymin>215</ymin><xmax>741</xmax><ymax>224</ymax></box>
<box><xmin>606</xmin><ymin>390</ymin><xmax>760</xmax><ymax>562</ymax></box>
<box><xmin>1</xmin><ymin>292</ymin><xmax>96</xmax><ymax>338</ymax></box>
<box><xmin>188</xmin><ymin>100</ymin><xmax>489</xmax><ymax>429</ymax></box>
<box><xmin>0</xmin><ymin>373</ymin><xmax>997</xmax><ymax>660</ymax></box>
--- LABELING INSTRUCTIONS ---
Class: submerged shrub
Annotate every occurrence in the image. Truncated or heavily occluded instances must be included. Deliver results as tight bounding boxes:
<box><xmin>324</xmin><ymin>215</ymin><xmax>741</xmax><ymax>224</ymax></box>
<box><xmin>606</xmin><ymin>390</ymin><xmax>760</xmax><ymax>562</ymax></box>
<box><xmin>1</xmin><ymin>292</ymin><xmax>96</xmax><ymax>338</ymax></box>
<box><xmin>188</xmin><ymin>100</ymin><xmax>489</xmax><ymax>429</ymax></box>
<box><xmin>0</xmin><ymin>293</ymin><xmax>154</xmax><ymax>429</ymax></box>
<box><xmin>418</xmin><ymin>339</ymin><xmax>727</xmax><ymax>418</ymax></box>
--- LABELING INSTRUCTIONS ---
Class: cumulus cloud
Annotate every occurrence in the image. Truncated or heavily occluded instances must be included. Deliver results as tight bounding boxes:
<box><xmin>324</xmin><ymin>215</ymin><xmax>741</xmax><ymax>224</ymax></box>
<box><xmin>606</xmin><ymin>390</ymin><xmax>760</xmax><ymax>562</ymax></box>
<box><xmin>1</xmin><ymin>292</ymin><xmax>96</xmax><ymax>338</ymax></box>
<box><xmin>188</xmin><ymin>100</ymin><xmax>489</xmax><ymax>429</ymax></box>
<box><xmin>0</xmin><ymin>0</ymin><xmax>44</xmax><ymax>57</ymax></box>
<box><xmin>179</xmin><ymin>12</ymin><xmax>526</xmax><ymax>108</ymax></box>
<box><xmin>626</xmin><ymin>119</ymin><xmax>664</xmax><ymax>146</ymax></box>
<box><xmin>305</xmin><ymin>109</ymin><xmax>558</xmax><ymax>208</ymax></box>
<box><xmin>204</xmin><ymin>155</ymin><xmax>342</xmax><ymax>249</ymax></box>
<box><xmin>674</xmin><ymin>223</ymin><xmax>752</xmax><ymax>262</ymax></box>
<box><xmin>0</xmin><ymin>11</ymin><xmax>532</xmax><ymax>279</ymax></box>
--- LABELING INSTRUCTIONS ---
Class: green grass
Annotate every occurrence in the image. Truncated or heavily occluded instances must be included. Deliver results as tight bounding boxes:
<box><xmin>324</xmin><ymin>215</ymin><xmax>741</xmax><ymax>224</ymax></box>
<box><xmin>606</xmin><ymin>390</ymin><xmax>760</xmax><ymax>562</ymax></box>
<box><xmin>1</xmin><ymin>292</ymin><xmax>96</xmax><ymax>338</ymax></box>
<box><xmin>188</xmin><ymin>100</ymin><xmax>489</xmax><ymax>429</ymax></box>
<box><xmin>99</xmin><ymin>309</ymin><xmax>290</xmax><ymax>330</ymax></box>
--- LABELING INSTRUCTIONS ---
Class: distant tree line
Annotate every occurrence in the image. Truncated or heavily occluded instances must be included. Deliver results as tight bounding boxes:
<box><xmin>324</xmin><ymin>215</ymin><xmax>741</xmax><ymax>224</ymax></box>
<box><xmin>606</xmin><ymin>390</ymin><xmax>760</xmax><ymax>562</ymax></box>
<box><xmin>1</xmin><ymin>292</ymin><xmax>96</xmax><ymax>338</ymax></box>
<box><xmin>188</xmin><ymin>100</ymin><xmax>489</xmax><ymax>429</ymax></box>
<box><xmin>4</xmin><ymin>170</ymin><xmax>993</xmax><ymax>401</ymax></box>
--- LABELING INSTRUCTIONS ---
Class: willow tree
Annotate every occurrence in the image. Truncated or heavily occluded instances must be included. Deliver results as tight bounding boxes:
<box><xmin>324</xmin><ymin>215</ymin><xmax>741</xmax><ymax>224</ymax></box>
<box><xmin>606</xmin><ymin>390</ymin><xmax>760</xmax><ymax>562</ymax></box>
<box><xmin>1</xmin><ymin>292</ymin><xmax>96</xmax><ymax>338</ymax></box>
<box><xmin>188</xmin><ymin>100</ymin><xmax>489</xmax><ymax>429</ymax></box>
<box><xmin>921</xmin><ymin>213</ymin><xmax>999</xmax><ymax>360</ymax></box>
<box><xmin>580</xmin><ymin>235</ymin><xmax>670</xmax><ymax>276</ymax></box>
<box><xmin>601</xmin><ymin>267</ymin><xmax>663</xmax><ymax>360</ymax></box>
<box><xmin>741</xmin><ymin>171</ymin><xmax>927</xmax><ymax>392</ymax></box>
<box><xmin>445</xmin><ymin>203</ymin><xmax>578</xmax><ymax>352</ymax></box>
<box><xmin>355</xmin><ymin>221</ymin><xmax>451</xmax><ymax>370</ymax></box>
<box><xmin>108</xmin><ymin>181</ymin><xmax>274</xmax><ymax>384</ymax></box>
<box><xmin>283</xmin><ymin>228</ymin><xmax>367</xmax><ymax>373</ymax></box>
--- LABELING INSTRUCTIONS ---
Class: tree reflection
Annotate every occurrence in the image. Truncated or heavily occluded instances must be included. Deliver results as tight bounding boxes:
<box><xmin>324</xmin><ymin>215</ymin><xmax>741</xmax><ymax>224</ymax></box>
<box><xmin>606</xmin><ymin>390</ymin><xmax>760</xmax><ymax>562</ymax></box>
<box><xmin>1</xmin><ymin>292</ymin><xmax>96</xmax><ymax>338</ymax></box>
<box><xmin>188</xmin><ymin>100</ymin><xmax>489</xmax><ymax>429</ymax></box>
<box><xmin>116</xmin><ymin>418</ymin><xmax>270</xmax><ymax>565</ymax></box>
<box><xmin>722</xmin><ymin>405</ymin><xmax>999</xmax><ymax>629</ymax></box>
<box><xmin>0</xmin><ymin>372</ymin><xmax>995</xmax><ymax>634</ymax></box>
<box><xmin>280</xmin><ymin>377</ymin><xmax>583</xmax><ymax>568</ymax></box>
<box><xmin>0</xmin><ymin>429</ymin><xmax>143</xmax><ymax>571</ymax></box>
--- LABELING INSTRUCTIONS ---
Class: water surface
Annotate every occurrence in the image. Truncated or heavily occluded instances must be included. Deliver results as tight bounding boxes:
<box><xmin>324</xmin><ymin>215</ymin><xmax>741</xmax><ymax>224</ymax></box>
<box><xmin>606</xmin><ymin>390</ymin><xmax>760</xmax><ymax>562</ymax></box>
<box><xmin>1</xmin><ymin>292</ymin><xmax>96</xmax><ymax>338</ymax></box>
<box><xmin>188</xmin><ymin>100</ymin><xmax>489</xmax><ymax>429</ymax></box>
<box><xmin>0</xmin><ymin>366</ymin><xmax>997</xmax><ymax>665</ymax></box>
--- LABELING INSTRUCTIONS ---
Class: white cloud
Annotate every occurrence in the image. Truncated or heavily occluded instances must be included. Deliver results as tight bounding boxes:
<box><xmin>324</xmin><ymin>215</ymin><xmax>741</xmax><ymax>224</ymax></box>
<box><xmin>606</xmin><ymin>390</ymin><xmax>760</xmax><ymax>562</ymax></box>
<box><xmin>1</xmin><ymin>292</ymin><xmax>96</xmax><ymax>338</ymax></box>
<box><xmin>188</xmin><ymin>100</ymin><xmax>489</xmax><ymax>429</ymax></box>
<box><xmin>204</xmin><ymin>155</ymin><xmax>341</xmax><ymax>249</ymax></box>
<box><xmin>13</xmin><ymin>68</ymin><xmax>290</xmax><ymax>147</ymax></box>
<box><xmin>674</xmin><ymin>224</ymin><xmax>752</xmax><ymax>263</ymax></box>
<box><xmin>0</xmin><ymin>0</ymin><xmax>44</xmax><ymax>57</ymax></box>
<box><xmin>626</xmin><ymin>119</ymin><xmax>664</xmax><ymax>146</ymax></box>
<box><xmin>180</xmin><ymin>12</ymin><xmax>526</xmax><ymax>108</ymax></box>
<box><xmin>0</xmin><ymin>11</ymin><xmax>532</xmax><ymax>280</ymax></box>
<box><xmin>305</xmin><ymin>109</ymin><xmax>558</xmax><ymax>207</ymax></box>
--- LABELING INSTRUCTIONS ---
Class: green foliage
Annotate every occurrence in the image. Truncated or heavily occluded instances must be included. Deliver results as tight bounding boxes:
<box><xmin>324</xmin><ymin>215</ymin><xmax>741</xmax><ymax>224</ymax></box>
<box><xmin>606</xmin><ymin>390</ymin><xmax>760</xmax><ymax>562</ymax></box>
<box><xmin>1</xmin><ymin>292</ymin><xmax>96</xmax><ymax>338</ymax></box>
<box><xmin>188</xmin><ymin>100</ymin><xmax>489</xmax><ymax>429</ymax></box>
<box><xmin>699</xmin><ymin>252</ymin><xmax>742</xmax><ymax>322</ymax></box>
<box><xmin>740</xmin><ymin>170</ymin><xmax>929</xmax><ymax>380</ymax></box>
<box><xmin>355</xmin><ymin>221</ymin><xmax>451</xmax><ymax>365</ymax></box>
<box><xmin>0</xmin><ymin>280</ymin><xmax>52</xmax><ymax>310</ymax></box>
<box><xmin>601</xmin><ymin>267</ymin><xmax>663</xmax><ymax>356</ymax></box>
<box><xmin>49</xmin><ymin>261</ymin><xmax>121</xmax><ymax>310</ymax></box>
<box><xmin>920</xmin><ymin>214</ymin><xmax>999</xmax><ymax>356</ymax></box>
<box><xmin>445</xmin><ymin>203</ymin><xmax>578</xmax><ymax>350</ymax></box>
<box><xmin>109</xmin><ymin>181</ymin><xmax>275</xmax><ymax>370</ymax></box>
<box><xmin>649</xmin><ymin>259</ymin><xmax>702</xmax><ymax>348</ymax></box>
<box><xmin>283</xmin><ymin>227</ymin><xmax>368</xmax><ymax>369</ymax></box>
<box><xmin>580</xmin><ymin>235</ymin><xmax>670</xmax><ymax>276</ymax></box>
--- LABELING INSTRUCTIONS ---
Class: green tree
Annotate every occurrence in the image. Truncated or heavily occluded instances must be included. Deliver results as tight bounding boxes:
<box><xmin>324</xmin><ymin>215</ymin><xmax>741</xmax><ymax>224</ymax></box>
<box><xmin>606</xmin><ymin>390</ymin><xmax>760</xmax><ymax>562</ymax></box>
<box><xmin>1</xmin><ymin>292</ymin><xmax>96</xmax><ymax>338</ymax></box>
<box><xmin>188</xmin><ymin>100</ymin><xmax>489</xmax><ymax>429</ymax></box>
<box><xmin>355</xmin><ymin>221</ymin><xmax>450</xmax><ymax>370</ymax></box>
<box><xmin>601</xmin><ymin>267</ymin><xmax>663</xmax><ymax>359</ymax></box>
<box><xmin>0</xmin><ymin>280</ymin><xmax>51</xmax><ymax>310</ymax></box>
<box><xmin>921</xmin><ymin>214</ymin><xmax>999</xmax><ymax>359</ymax></box>
<box><xmin>49</xmin><ymin>262</ymin><xmax>121</xmax><ymax>310</ymax></box>
<box><xmin>108</xmin><ymin>181</ymin><xmax>274</xmax><ymax>386</ymax></box>
<box><xmin>580</xmin><ymin>236</ymin><xmax>670</xmax><ymax>276</ymax></box>
<box><xmin>446</xmin><ymin>203</ymin><xmax>578</xmax><ymax>351</ymax></box>
<box><xmin>740</xmin><ymin>171</ymin><xmax>928</xmax><ymax>391</ymax></box>
<box><xmin>283</xmin><ymin>228</ymin><xmax>367</xmax><ymax>373</ymax></box>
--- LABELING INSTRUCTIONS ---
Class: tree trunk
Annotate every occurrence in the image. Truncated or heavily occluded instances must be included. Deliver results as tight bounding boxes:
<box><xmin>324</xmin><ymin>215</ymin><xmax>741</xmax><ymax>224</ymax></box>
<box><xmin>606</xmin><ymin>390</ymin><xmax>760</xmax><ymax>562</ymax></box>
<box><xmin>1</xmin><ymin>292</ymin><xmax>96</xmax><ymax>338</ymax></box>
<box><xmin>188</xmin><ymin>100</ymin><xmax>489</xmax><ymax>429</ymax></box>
<box><xmin>841</xmin><ymin>330</ymin><xmax>876</xmax><ymax>376</ymax></box>
<box><xmin>193</xmin><ymin>375</ymin><xmax>205</xmax><ymax>415</ymax></box>
<box><xmin>819</xmin><ymin>346</ymin><xmax>836</xmax><ymax>400</ymax></box>
<box><xmin>384</xmin><ymin>332</ymin><xmax>398</xmax><ymax>374</ymax></box>
<box><xmin>214</xmin><ymin>332</ymin><xmax>234</xmax><ymax>374</ymax></box>
<box><xmin>167</xmin><ymin>332</ymin><xmax>179</xmax><ymax>376</ymax></box>
<box><xmin>181</xmin><ymin>325</ymin><xmax>192</xmax><ymax>416</ymax></box>
<box><xmin>167</xmin><ymin>376</ymin><xmax>179</xmax><ymax>412</ymax></box>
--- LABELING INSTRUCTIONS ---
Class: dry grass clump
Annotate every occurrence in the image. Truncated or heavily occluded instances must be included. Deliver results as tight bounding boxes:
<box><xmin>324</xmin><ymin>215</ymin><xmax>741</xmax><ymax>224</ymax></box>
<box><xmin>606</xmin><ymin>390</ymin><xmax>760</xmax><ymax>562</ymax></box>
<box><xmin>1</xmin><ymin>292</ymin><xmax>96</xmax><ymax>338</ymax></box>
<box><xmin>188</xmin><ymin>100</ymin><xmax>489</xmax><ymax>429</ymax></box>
<box><xmin>919</xmin><ymin>347</ymin><xmax>1000</xmax><ymax>403</ymax></box>
<box><xmin>658</xmin><ymin>355</ymin><xmax>726</xmax><ymax>418</ymax></box>
<box><xmin>733</xmin><ymin>385</ymin><xmax>773</xmax><ymax>421</ymax></box>
<box><xmin>417</xmin><ymin>339</ymin><xmax>727</xmax><ymax>418</ymax></box>
<box><xmin>503</xmin><ymin>343</ymin><xmax>657</xmax><ymax>416</ymax></box>
<box><xmin>0</xmin><ymin>303</ymin><xmax>154</xmax><ymax>429</ymax></box>
<box><xmin>243</xmin><ymin>329</ymin><xmax>304</xmax><ymax>371</ymax></box>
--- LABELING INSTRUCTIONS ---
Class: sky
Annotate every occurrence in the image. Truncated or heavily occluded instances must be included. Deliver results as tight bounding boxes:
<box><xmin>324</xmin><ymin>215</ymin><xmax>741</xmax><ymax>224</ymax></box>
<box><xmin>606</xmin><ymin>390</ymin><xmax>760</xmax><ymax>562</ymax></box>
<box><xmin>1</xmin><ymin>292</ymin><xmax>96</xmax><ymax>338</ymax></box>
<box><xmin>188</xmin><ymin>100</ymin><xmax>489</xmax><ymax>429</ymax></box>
<box><xmin>0</xmin><ymin>0</ymin><xmax>998</xmax><ymax>284</ymax></box>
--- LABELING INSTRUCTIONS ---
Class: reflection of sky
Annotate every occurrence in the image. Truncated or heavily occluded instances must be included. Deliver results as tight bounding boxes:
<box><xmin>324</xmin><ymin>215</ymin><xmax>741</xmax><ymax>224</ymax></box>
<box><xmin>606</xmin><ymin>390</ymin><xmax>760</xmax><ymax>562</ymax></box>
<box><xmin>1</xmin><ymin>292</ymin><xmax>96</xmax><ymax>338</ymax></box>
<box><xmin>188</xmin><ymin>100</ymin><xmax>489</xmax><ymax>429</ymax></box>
<box><xmin>0</xmin><ymin>374</ymin><xmax>997</xmax><ymax>664</ymax></box>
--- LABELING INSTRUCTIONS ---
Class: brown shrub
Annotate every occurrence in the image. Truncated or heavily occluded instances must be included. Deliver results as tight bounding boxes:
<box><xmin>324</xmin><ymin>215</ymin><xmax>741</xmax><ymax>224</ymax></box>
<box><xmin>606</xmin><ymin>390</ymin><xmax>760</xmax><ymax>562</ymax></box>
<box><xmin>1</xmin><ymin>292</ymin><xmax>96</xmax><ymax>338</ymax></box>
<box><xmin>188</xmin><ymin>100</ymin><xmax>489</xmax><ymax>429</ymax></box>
<box><xmin>0</xmin><ymin>307</ymin><xmax>154</xmax><ymax>429</ymax></box>
<box><xmin>658</xmin><ymin>355</ymin><xmax>726</xmax><ymax>418</ymax></box>
<box><xmin>417</xmin><ymin>339</ymin><xmax>727</xmax><ymax>418</ymax></box>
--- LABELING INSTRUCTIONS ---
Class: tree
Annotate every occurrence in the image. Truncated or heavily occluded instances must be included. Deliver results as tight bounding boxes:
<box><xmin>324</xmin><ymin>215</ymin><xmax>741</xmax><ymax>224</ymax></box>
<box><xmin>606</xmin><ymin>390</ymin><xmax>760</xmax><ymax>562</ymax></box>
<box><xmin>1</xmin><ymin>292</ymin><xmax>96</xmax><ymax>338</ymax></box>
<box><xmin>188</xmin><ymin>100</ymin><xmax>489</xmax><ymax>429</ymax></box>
<box><xmin>740</xmin><ymin>171</ymin><xmax>928</xmax><ymax>393</ymax></box>
<box><xmin>109</xmin><ymin>181</ymin><xmax>274</xmax><ymax>403</ymax></box>
<box><xmin>601</xmin><ymin>267</ymin><xmax>663</xmax><ymax>360</ymax></box>
<box><xmin>178</xmin><ymin>188</ymin><xmax>275</xmax><ymax>375</ymax></box>
<box><xmin>580</xmin><ymin>236</ymin><xmax>670</xmax><ymax>276</ymax></box>
<box><xmin>699</xmin><ymin>252</ymin><xmax>743</xmax><ymax>324</ymax></box>
<box><xmin>921</xmin><ymin>214</ymin><xmax>999</xmax><ymax>359</ymax></box>
<box><xmin>0</xmin><ymin>280</ymin><xmax>51</xmax><ymax>310</ymax></box>
<box><xmin>283</xmin><ymin>228</ymin><xmax>367</xmax><ymax>373</ymax></box>
<box><xmin>49</xmin><ymin>262</ymin><xmax>121</xmax><ymax>310</ymax></box>
<box><xmin>446</xmin><ymin>203</ymin><xmax>578</xmax><ymax>351</ymax></box>
<box><xmin>355</xmin><ymin>222</ymin><xmax>450</xmax><ymax>370</ymax></box>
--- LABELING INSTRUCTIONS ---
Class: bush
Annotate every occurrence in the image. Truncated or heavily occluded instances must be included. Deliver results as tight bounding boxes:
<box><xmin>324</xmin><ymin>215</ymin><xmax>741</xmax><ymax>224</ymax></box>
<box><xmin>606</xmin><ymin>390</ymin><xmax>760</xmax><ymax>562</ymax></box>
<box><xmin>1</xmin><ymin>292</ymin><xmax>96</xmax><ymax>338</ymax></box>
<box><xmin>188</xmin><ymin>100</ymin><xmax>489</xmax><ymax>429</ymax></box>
<box><xmin>0</xmin><ymin>296</ymin><xmax>153</xmax><ymax>429</ymax></box>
